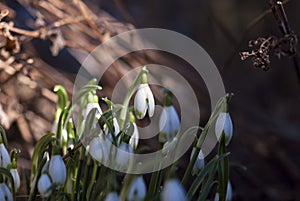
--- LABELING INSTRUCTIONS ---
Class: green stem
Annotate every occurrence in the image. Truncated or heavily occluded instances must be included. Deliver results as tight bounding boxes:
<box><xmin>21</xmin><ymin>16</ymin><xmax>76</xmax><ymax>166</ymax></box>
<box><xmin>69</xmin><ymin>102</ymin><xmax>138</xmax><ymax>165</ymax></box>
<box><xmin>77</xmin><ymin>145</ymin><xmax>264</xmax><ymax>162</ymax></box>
<box><xmin>87</xmin><ymin>162</ymin><xmax>98</xmax><ymax>201</ymax></box>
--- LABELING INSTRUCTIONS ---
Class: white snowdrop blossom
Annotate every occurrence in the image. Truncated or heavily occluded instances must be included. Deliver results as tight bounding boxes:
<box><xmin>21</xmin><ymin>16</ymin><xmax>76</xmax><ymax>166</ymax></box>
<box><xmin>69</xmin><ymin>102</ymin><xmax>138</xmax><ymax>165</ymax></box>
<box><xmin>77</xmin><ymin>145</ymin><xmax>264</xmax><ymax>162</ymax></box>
<box><xmin>159</xmin><ymin>105</ymin><xmax>180</xmax><ymax>143</ymax></box>
<box><xmin>215</xmin><ymin>112</ymin><xmax>233</xmax><ymax>146</ymax></box>
<box><xmin>104</xmin><ymin>192</ymin><xmax>121</xmax><ymax>201</ymax></box>
<box><xmin>162</xmin><ymin>137</ymin><xmax>178</xmax><ymax>156</ymax></box>
<box><xmin>38</xmin><ymin>174</ymin><xmax>52</xmax><ymax>198</ymax></box>
<box><xmin>127</xmin><ymin>176</ymin><xmax>147</xmax><ymax>201</ymax></box>
<box><xmin>0</xmin><ymin>143</ymin><xmax>11</xmax><ymax>168</ymax></box>
<box><xmin>10</xmin><ymin>168</ymin><xmax>20</xmax><ymax>191</ymax></box>
<box><xmin>51</xmin><ymin>121</ymin><xmax>58</xmax><ymax>133</ymax></box>
<box><xmin>0</xmin><ymin>183</ymin><xmax>13</xmax><ymax>201</ymax></box>
<box><xmin>134</xmin><ymin>83</ymin><xmax>155</xmax><ymax>119</ymax></box>
<box><xmin>89</xmin><ymin>135</ymin><xmax>110</xmax><ymax>163</ymax></box>
<box><xmin>115</xmin><ymin>142</ymin><xmax>133</xmax><ymax>171</ymax></box>
<box><xmin>129</xmin><ymin>122</ymin><xmax>139</xmax><ymax>149</ymax></box>
<box><xmin>190</xmin><ymin>148</ymin><xmax>205</xmax><ymax>176</ymax></box>
<box><xmin>84</xmin><ymin>102</ymin><xmax>103</xmax><ymax>120</ymax></box>
<box><xmin>161</xmin><ymin>179</ymin><xmax>187</xmax><ymax>201</ymax></box>
<box><xmin>214</xmin><ymin>181</ymin><xmax>233</xmax><ymax>201</ymax></box>
<box><xmin>49</xmin><ymin>155</ymin><xmax>66</xmax><ymax>187</ymax></box>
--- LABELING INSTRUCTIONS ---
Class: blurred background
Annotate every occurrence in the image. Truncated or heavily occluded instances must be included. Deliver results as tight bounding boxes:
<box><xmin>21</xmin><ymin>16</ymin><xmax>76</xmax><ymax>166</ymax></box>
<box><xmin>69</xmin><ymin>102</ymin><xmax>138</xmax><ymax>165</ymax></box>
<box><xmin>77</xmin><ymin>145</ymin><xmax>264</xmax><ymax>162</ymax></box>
<box><xmin>0</xmin><ymin>0</ymin><xmax>300</xmax><ymax>200</ymax></box>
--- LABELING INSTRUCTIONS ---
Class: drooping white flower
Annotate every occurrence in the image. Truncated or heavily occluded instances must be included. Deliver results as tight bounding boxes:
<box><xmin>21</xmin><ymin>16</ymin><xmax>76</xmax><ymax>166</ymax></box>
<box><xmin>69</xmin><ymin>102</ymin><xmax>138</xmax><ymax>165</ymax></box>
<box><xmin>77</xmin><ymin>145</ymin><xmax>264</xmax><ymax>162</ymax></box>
<box><xmin>162</xmin><ymin>137</ymin><xmax>178</xmax><ymax>156</ymax></box>
<box><xmin>84</xmin><ymin>103</ymin><xmax>103</xmax><ymax>120</ymax></box>
<box><xmin>215</xmin><ymin>112</ymin><xmax>233</xmax><ymax>146</ymax></box>
<box><xmin>49</xmin><ymin>154</ymin><xmax>66</xmax><ymax>187</ymax></box>
<box><xmin>190</xmin><ymin>148</ymin><xmax>205</xmax><ymax>176</ymax></box>
<box><xmin>10</xmin><ymin>168</ymin><xmax>20</xmax><ymax>191</ymax></box>
<box><xmin>214</xmin><ymin>181</ymin><xmax>232</xmax><ymax>201</ymax></box>
<box><xmin>127</xmin><ymin>176</ymin><xmax>147</xmax><ymax>201</ymax></box>
<box><xmin>134</xmin><ymin>83</ymin><xmax>155</xmax><ymax>119</ymax></box>
<box><xmin>0</xmin><ymin>183</ymin><xmax>13</xmax><ymax>201</ymax></box>
<box><xmin>105</xmin><ymin>118</ymin><xmax>120</xmax><ymax>138</ymax></box>
<box><xmin>0</xmin><ymin>143</ymin><xmax>11</xmax><ymax>168</ymax></box>
<box><xmin>104</xmin><ymin>192</ymin><xmax>120</xmax><ymax>201</ymax></box>
<box><xmin>115</xmin><ymin>142</ymin><xmax>133</xmax><ymax>171</ymax></box>
<box><xmin>161</xmin><ymin>179</ymin><xmax>187</xmax><ymax>201</ymax></box>
<box><xmin>89</xmin><ymin>135</ymin><xmax>110</xmax><ymax>163</ymax></box>
<box><xmin>129</xmin><ymin>122</ymin><xmax>139</xmax><ymax>149</ymax></box>
<box><xmin>159</xmin><ymin>105</ymin><xmax>180</xmax><ymax>143</ymax></box>
<box><xmin>38</xmin><ymin>174</ymin><xmax>52</xmax><ymax>198</ymax></box>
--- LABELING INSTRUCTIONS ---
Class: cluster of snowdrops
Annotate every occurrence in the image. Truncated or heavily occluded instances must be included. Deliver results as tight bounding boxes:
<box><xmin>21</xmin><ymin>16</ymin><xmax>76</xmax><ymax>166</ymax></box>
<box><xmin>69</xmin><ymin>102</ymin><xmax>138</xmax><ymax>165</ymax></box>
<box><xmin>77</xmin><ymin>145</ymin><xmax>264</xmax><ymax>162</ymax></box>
<box><xmin>0</xmin><ymin>67</ymin><xmax>234</xmax><ymax>201</ymax></box>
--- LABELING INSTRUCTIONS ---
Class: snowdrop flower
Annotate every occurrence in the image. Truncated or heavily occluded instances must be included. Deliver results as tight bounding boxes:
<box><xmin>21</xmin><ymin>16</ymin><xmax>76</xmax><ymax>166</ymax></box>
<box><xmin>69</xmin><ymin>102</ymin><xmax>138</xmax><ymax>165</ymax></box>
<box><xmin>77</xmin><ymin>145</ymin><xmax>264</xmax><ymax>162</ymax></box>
<box><xmin>49</xmin><ymin>154</ymin><xmax>66</xmax><ymax>187</ymax></box>
<box><xmin>129</xmin><ymin>122</ymin><xmax>139</xmax><ymax>149</ymax></box>
<box><xmin>104</xmin><ymin>192</ymin><xmax>121</xmax><ymax>201</ymax></box>
<box><xmin>190</xmin><ymin>148</ymin><xmax>205</xmax><ymax>176</ymax></box>
<box><xmin>38</xmin><ymin>174</ymin><xmax>52</xmax><ymax>198</ymax></box>
<box><xmin>159</xmin><ymin>105</ymin><xmax>180</xmax><ymax>143</ymax></box>
<box><xmin>84</xmin><ymin>102</ymin><xmax>102</xmax><ymax>120</ymax></box>
<box><xmin>127</xmin><ymin>176</ymin><xmax>147</xmax><ymax>201</ymax></box>
<box><xmin>10</xmin><ymin>168</ymin><xmax>20</xmax><ymax>191</ymax></box>
<box><xmin>134</xmin><ymin>71</ymin><xmax>155</xmax><ymax>119</ymax></box>
<box><xmin>51</xmin><ymin>121</ymin><xmax>58</xmax><ymax>133</ymax></box>
<box><xmin>0</xmin><ymin>183</ymin><xmax>13</xmax><ymax>201</ymax></box>
<box><xmin>0</xmin><ymin>187</ymin><xmax>4</xmax><ymax>201</ymax></box>
<box><xmin>0</xmin><ymin>143</ymin><xmax>11</xmax><ymax>168</ymax></box>
<box><xmin>162</xmin><ymin>137</ymin><xmax>178</xmax><ymax>156</ymax></box>
<box><xmin>215</xmin><ymin>112</ymin><xmax>233</xmax><ymax>146</ymax></box>
<box><xmin>214</xmin><ymin>181</ymin><xmax>232</xmax><ymax>201</ymax></box>
<box><xmin>105</xmin><ymin>118</ymin><xmax>120</xmax><ymax>138</ymax></box>
<box><xmin>89</xmin><ymin>135</ymin><xmax>109</xmax><ymax>163</ymax></box>
<box><xmin>161</xmin><ymin>179</ymin><xmax>187</xmax><ymax>201</ymax></box>
<box><xmin>115</xmin><ymin>142</ymin><xmax>133</xmax><ymax>171</ymax></box>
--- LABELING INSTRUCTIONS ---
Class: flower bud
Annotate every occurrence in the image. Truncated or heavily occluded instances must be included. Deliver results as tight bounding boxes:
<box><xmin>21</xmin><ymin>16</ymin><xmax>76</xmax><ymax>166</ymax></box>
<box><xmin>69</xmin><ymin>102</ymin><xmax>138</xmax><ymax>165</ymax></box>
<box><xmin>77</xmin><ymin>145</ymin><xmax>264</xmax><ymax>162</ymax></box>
<box><xmin>0</xmin><ymin>143</ymin><xmax>11</xmax><ymax>168</ymax></box>
<box><xmin>161</xmin><ymin>179</ymin><xmax>187</xmax><ymax>201</ymax></box>
<box><xmin>38</xmin><ymin>174</ymin><xmax>52</xmax><ymax>198</ymax></box>
<box><xmin>215</xmin><ymin>112</ymin><xmax>233</xmax><ymax>146</ymax></box>
<box><xmin>10</xmin><ymin>168</ymin><xmax>20</xmax><ymax>191</ymax></box>
<box><xmin>104</xmin><ymin>192</ymin><xmax>120</xmax><ymax>201</ymax></box>
<box><xmin>190</xmin><ymin>148</ymin><xmax>205</xmax><ymax>176</ymax></box>
<box><xmin>49</xmin><ymin>154</ymin><xmax>66</xmax><ymax>187</ymax></box>
<box><xmin>0</xmin><ymin>183</ymin><xmax>13</xmax><ymax>201</ymax></box>
<box><xmin>127</xmin><ymin>176</ymin><xmax>147</xmax><ymax>201</ymax></box>
<box><xmin>134</xmin><ymin>83</ymin><xmax>155</xmax><ymax>119</ymax></box>
<box><xmin>115</xmin><ymin>142</ymin><xmax>133</xmax><ymax>171</ymax></box>
<box><xmin>159</xmin><ymin>105</ymin><xmax>180</xmax><ymax>143</ymax></box>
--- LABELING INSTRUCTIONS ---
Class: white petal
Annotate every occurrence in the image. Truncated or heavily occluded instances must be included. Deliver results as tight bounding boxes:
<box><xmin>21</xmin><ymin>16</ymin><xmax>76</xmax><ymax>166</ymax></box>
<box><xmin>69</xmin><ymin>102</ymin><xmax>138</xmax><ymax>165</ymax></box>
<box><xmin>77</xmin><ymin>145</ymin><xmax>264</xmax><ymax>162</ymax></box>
<box><xmin>84</xmin><ymin>103</ymin><xmax>103</xmax><ymax>120</ymax></box>
<box><xmin>127</xmin><ymin>176</ymin><xmax>147</xmax><ymax>201</ymax></box>
<box><xmin>145</xmin><ymin>84</ymin><xmax>155</xmax><ymax>117</ymax></box>
<box><xmin>0</xmin><ymin>144</ymin><xmax>11</xmax><ymax>168</ymax></box>
<box><xmin>0</xmin><ymin>183</ymin><xmax>13</xmax><ymax>201</ymax></box>
<box><xmin>129</xmin><ymin>123</ymin><xmax>139</xmax><ymax>149</ymax></box>
<box><xmin>49</xmin><ymin>155</ymin><xmax>66</xmax><ymax>187</ymax></box>
<box><xmin>190</xmin><ymin>149</ymin><xmax>205</xmax><ymax>176</ymax></box>
<box><xmin>115</xmin><ymin>143</ymin><xmax>133</xmax><ymax>171</ymax></box>
<box><xmin>215</xmin><ymin>112</ymin><xmax>233</xmax><ymax>146</ymax></box>
<box><xmin>51</xmin><ymin>121</ymin><xmax>58</xmax><ymax>133</ymax></box>
<box><xmin>134</xmin><ymin>84</ymin><xmax>148</xmax><ymax>119</ymax></box>
<box><xmin>38</xmin><ymin>174</ymin><xmax>52</xmax><ymax>198</ymax></box>
<box><xmin>226</xmin><ymin>181</ymin><xmax>233</xmax><ymax>201</ymax></box>
<box><xmin>162</xmin><ymin>137</ymin><xmax>178</xmax><ymax>155</ymax></box>
<box><xmin>159</xmin><ymin>106</ymin><xmax>180</xmax><ymax>142</ymax></box>
<box><xmin>161</xmin><ymin>179</ymin><xmax>187</xmax><ymax>201</ymax></box>
<box><xmin>105</xmin><ymin>192</ymin><xmax>120</xmax><ymax>201</ymax></box>
<box><xmin>113</xmin><ymin>118</ymin><xmax>120</xmax><ymax>136</ymax></box>
<box><xmin>0</xmin><ymin>187</ymin><xmax>5</xmax><ymax>201</ymax></box>
<box><xmin>89</xmin><ymin>137</ymin><xmax>103</xmax><ymax>162</ymax></box>
<box><xmin>10</xmin><ymin>169</ymin><xmax>20</xmax><ymax>191</ymax></box>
